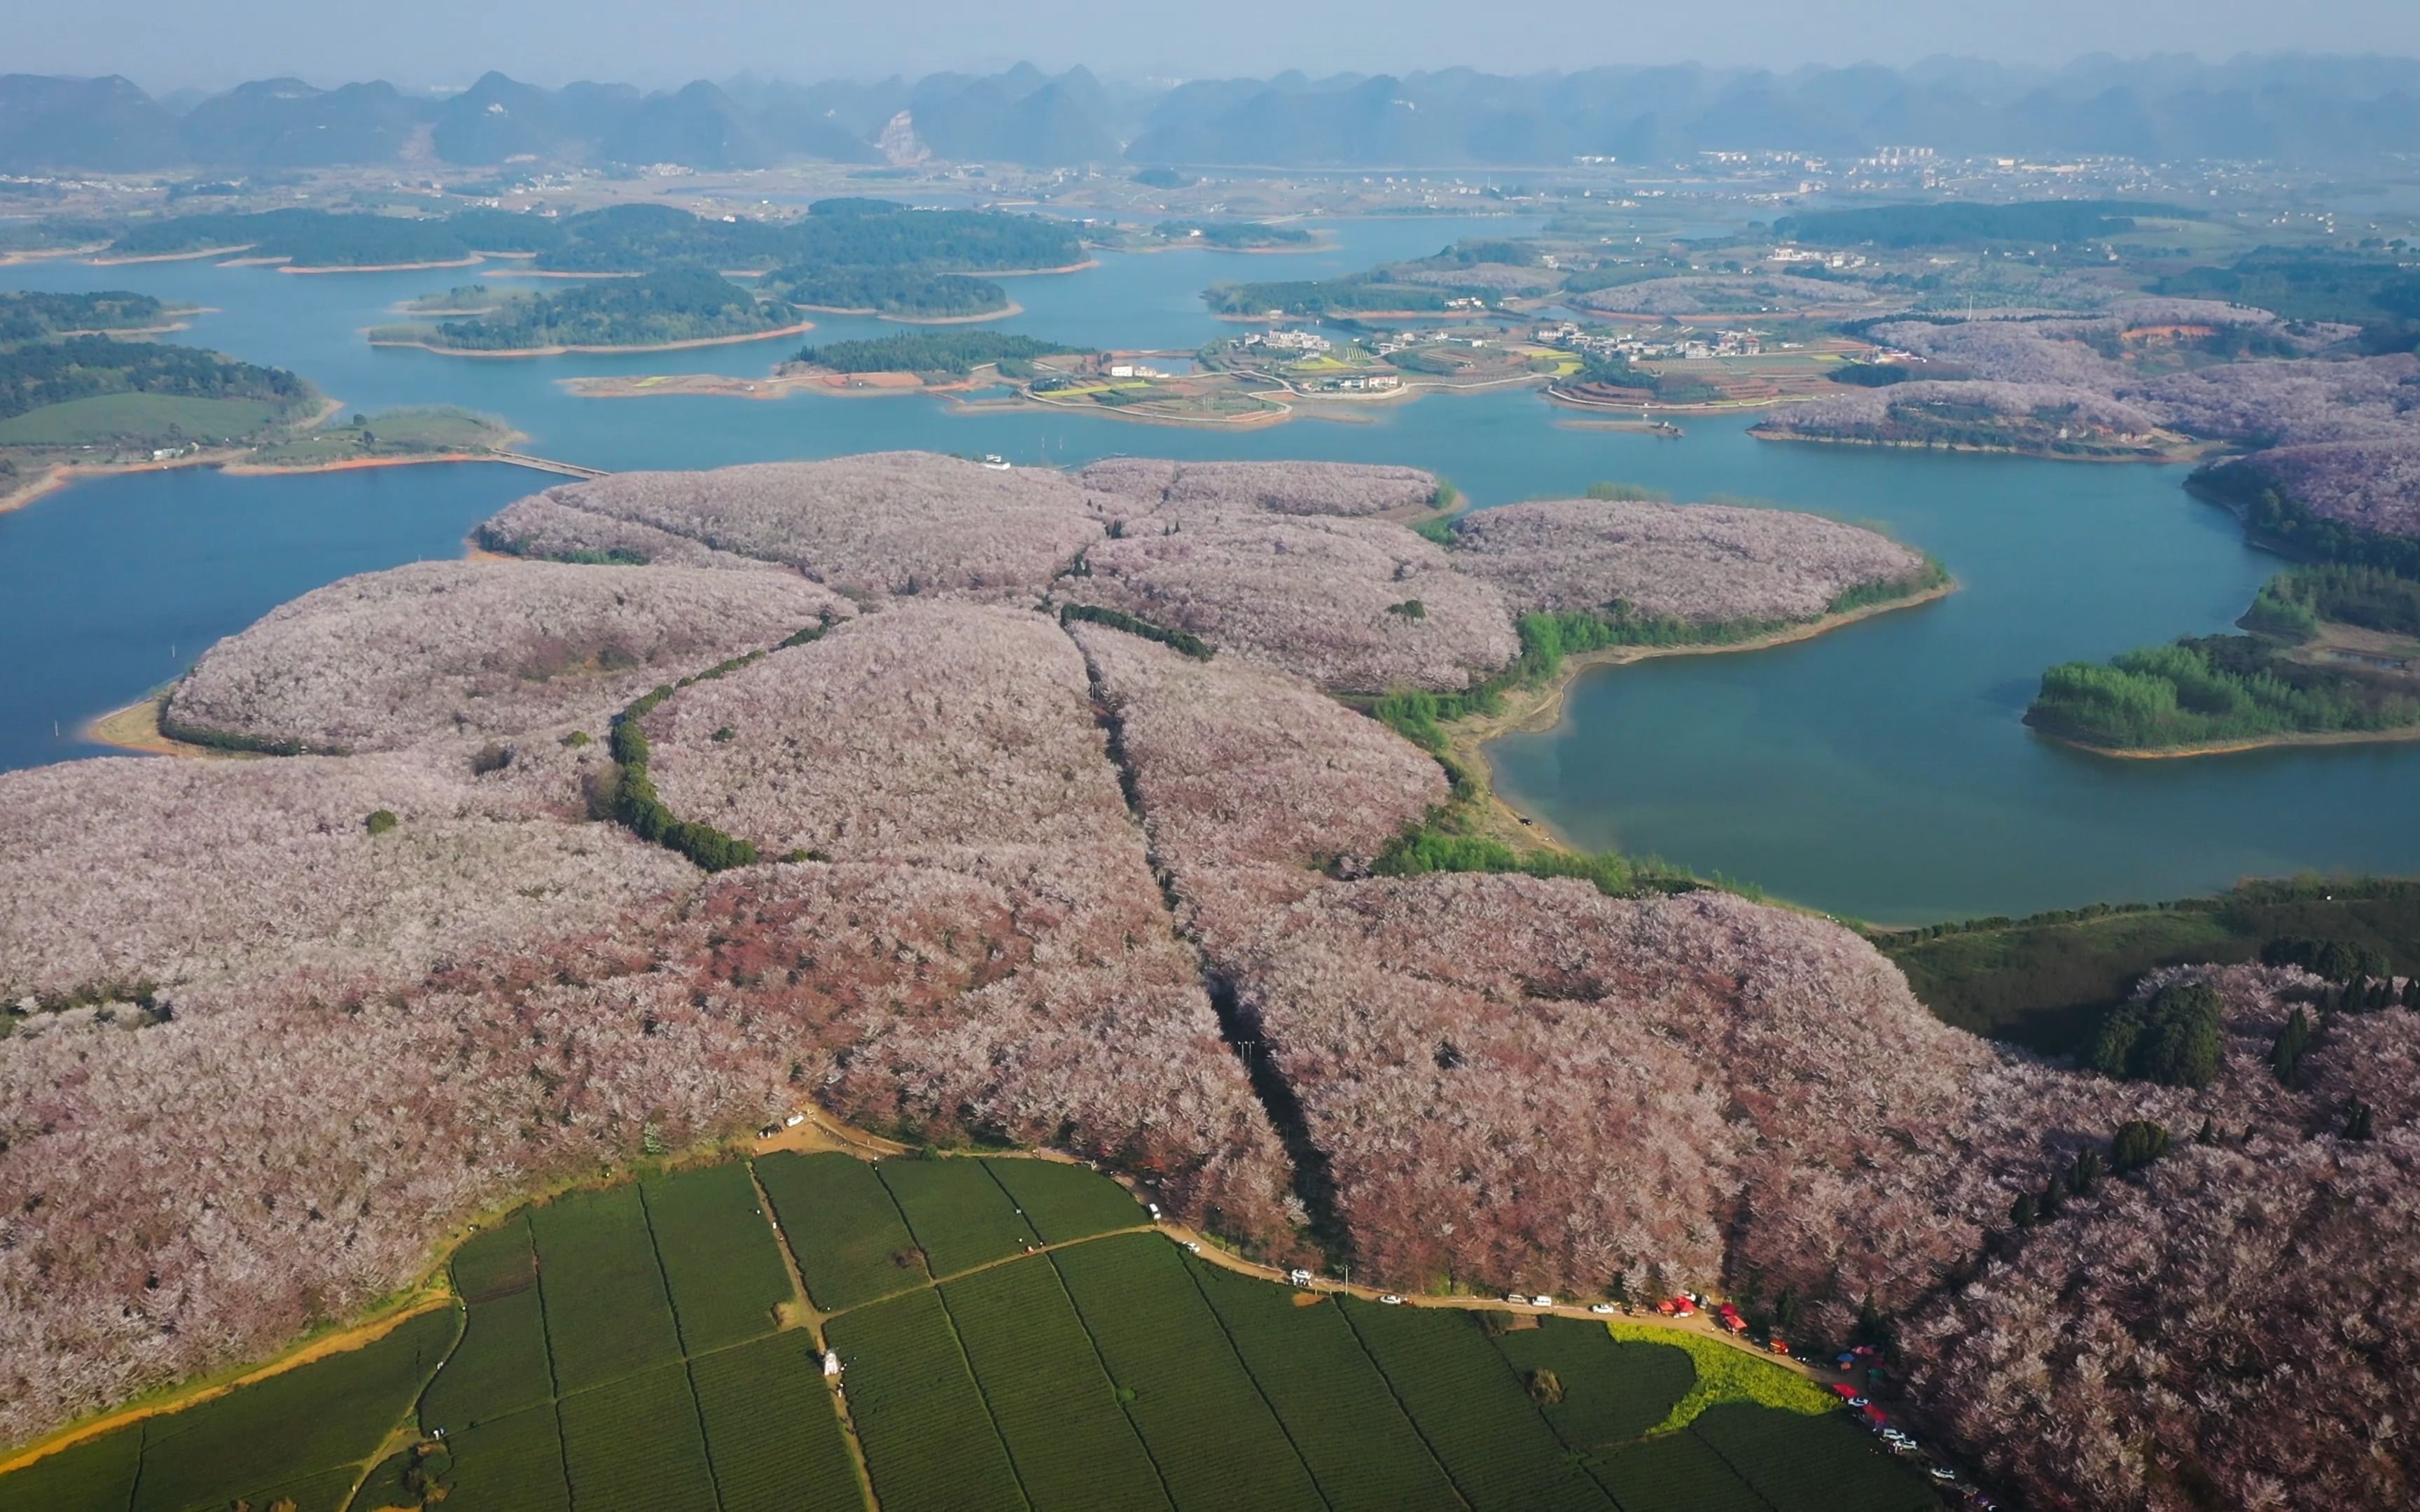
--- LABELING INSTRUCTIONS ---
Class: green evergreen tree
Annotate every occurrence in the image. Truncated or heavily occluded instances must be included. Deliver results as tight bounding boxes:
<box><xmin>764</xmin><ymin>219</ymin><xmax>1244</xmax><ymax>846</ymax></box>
<box><xmin>2345</xmin><ymin>1098</ymin><xmax>2376</xmax><ymax>1142</ymax></box>
<box><xmin>2111</xmin><ymin>1120</ymin><xmax>2171</xmax><ymax>1175</ymax></box>
<box><xmin>2009</xmin><ymin>1191</ymin><xmax>2038</xmax><ymax>1229</ymax></box>
<box><xmin>2273</xmin><ymin>1006</ymin><xmax>2314</xmax><ymax>1087</ymax></box>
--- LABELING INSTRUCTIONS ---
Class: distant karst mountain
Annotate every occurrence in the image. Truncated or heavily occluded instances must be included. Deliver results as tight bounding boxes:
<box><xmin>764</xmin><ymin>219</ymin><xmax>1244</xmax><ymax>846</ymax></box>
<box><xmin>6</xmin><ymin>55</ymin><xmax>2420</xmax><ymax>174</ymax></box>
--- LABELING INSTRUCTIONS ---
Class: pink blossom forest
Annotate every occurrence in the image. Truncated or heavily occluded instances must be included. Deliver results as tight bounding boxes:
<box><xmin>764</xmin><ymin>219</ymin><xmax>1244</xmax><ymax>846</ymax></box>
<box><xmin>6</xmin><ymin>451</ymin><xmax>2419</xmax><ymax>1511</ymax></box>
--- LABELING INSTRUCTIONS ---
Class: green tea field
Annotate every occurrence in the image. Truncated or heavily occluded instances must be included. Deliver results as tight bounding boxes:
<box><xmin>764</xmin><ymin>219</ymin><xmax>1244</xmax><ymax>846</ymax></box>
<box><xmin>0</xmin><ymin>1153</ymin><xmax>1943</xmax><ymax>1512</ymax></box>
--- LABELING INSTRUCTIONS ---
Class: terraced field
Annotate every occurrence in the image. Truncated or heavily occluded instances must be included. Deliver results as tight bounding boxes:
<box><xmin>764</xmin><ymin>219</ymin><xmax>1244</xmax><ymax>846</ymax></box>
<box><xmin>0</xmin><ymin>1153</ymin><xmax>1942</xmax><ymax>1512</ymax></box>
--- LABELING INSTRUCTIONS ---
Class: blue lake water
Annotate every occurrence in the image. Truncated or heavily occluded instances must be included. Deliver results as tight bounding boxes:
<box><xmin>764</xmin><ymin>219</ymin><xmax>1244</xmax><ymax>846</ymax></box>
<box><xmin>3</xmin><ymin>215</ymin><xmax>2416</xmax><ymax>920</ymax></box>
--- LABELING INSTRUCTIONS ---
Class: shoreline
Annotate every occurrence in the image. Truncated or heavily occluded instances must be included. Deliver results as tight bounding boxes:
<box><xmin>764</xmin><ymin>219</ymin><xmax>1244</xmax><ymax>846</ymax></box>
<box><xmin>1115</xmin><ymin>234</ymin><xmax>1337</xmax><ymax>258</ymax></box>
<box><xmin>280</xmin><ymin>255</ymin><xmax>486</xmax><ymax>274</ymax></box>
<box><xmin>1750</xmin><ymin>426</ymin><xmax>2205</xmax><ymax>465</ymax></box>
<box><xmin>1215</xmin><ymin>308</ymin><xmax>1492</xmax><ymax>323</ymax></box>
<box><xmin>2028</xmin><ymin>720</ymin><xmax>2420</xmax><ymax>762</ymax></box>
<box><xmin>83</xmin><ymin>693</ymin><xmax>244</xmax><ymax>760</ymax></box>
<box><xmin>367</xmin><ymin>321</ymin><xmax>814</xmax><ymax>358</ymax></box>
<box><xmin>85</xmin><ymin>245</ymin><xmax>257</xmax><ymax>265</ymax></box>
<box><xmin>791</xmin><ymin>300</ymin><xmax>1024</xmax><ymax>325</ymax></box>
<box><xmin>1460</xmin><ymin>580</ymin><xmax>1961</xmax><ymax>852</ymax></box>
<box><xmin>1</xmin><ymin>446</ymin><xmax>552</xmax><ymax>518</ymax></box>
<box><xmin>960</xmin><ymin>258</ymin><xmax>1099</xmax><ymax>277</ymax></box>
<box><xmin>564</xmin><ymin>369</ymin><xmax>973</xmax><ymax>401</ymax></box>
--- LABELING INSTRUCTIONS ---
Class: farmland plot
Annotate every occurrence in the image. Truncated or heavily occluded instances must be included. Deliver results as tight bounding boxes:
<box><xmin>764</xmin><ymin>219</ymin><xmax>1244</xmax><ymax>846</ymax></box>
<box><xmin>529</xmin><ymin>1186</ymin><xmax>683</xmax><ymax>1393</ymax></box>
<box><xmin>757</xmin><ymin>1151</ymin><xmax>928</xmax><ymax>1312</ymax></box>
<box><xmin>239</xmin><ymin>1464</ymin><xmax>358</xmax><ymax>1511</ymax></box>
<box><xmin>1592</xmin><ymin>1429</ymin><xmax>1765</xmax><ymax>1512</ymax></box>
<box><xmin>1490</xmin><ymin>1317</ymin><xmax>1694</xmax><ymax>1451</ymax></box>
<box><xmin>421</xmin><ymin>1284</ymin><xmax>553</xmax><ymax>1432</ymax></box>
<box><xmin>941</xmin><ymin>1258</ymin><xmax>1169</xmax><ymax>1511</ymax></box>
<box><xmin>452</xmin><ymin>1216</ymin><xmax>539</xmax><ymax>1302</ymax></box>
<box><xmin>127</xmin><ymin>1306</ymin><xmax>458</xmax><ymax>1512</ymax></box>
<box><xmin>439</xmin><ymin>1401</ymin><xmax>573</xmax><ymax>1512</ymax></box>
<box><xmin>1049</xmin><ymin>1236</ymin><xmax>1321</xmax><ymax>1512</ymax></box>
<box><xmin>689</xmin><ymin>1331</ymin><xmax>865</xmax><ymax>1512</ymax></box>
<box><xmin>823</xmin><ymin>1288</ymin><xmax>1025</xmax><ymax>1512</ymax></box>
<box><xmin>1340</xmin><ymin>1300</ymin><xmax>1611</xmax><ymax>1512</ymax></box>
<box><xmin>879</xmin><ymin>1157</ymin><xmax>1043</xmax><ymax>1277</ymax></box>
<box><xmin>1185</xmin><ymin>1260</ymin><xmax>1460</xmax><ymax>1512</ymax></box>
<box><xmin>1690</xmin><ymin>1402</ymin><xmax>1939</xmax><ymax>1512</ymax></box>
<box><xmin>555</xmin><ymin>1359</ymin><xmax>719</xmax><ymax>1512</ymax></box>
<box><xmin>0</xmin><ymin>1424</ymin><xmax>141</xmax><ymax>1512</ymax></box>
<box><xmin>981</xmin><ymin>1158</ymin><xmax>1146</xmax><ymax>1245</ymax></box>
<box><xmin>642</xmin><ymin>1163</ymin><xmax>794</xmax><ymax>1353</ymax></box>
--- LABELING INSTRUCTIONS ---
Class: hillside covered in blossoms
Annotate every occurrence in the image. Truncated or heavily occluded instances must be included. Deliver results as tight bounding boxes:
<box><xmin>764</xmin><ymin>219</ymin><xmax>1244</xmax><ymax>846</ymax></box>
<box><xmin>4</xmin><ymin>452</ymin><xmax>2416</xmax><ymax>1511</ymax></box>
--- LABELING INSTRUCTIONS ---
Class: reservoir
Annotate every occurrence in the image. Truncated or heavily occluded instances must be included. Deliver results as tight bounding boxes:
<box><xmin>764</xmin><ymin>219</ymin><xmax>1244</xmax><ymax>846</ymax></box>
<box><xmin>4</xmin><ymin>223</ymin><xmax>2416</xmax><ymax>920</ymax></box>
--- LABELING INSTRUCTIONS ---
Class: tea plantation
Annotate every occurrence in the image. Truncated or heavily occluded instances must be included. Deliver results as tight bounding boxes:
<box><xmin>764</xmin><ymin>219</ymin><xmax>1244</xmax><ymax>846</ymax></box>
<box><xmin>0</xmin><ymin>1152</ymin><xmax>1943</xmax><ymax>1511</ymax></box>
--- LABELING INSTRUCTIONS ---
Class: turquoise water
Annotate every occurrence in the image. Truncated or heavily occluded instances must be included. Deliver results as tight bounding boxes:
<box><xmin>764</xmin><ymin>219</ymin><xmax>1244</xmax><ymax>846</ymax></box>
<box><xmin>3</xmin><ymin>218</ymin><xmax>2416</xmax><ymax>919</ymax></box>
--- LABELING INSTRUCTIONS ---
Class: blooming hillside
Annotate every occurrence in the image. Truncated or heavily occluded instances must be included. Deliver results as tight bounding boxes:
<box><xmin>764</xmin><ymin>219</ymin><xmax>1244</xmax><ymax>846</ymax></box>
<box><xmin>7</xmin><ymin>456</ymin><xmax>2420</xmax><ymax>1511</ymax></box>
<box><xmin>165</xmin><ymin>560</ymin><xmax>851</xmax><ymax>754</ymax></box>
<box><xmin>1064</xmin><ymin>512</ymin><xmax>1520</xmax><ymax>692</ymax></box>
<box><xmin>481</xmin><ymin>452</ymin><xmax>1125</xmax><ymax>598</ymax></box>
<box><xmin>640</xmin><ymin>603</ymin><xmax>1127</xmax><ymax>858</ymax></box>
<box><xmin>1449</xmin><ymin>498</ymin><xmax>1932</xmax><ymax>624</ymax></box>
<box><xmin>1076</xmin><ymin>458</ymin><xmax>1442</xmax><ymax>517</ymax></box>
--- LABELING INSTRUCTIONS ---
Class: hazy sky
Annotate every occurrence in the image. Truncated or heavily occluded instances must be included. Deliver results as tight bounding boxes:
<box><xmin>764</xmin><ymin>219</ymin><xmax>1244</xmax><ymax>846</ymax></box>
<box><xmin>3</xmin><ymin>0</ymin><xmax>2414</xmax><ymax>91</ymax></box>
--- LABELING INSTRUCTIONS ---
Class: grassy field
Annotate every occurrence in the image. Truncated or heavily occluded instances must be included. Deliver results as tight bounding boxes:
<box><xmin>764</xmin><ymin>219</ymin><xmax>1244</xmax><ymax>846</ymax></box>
<box><xmin>982</xmin><ymin>1157</ymin><xmax>1146</xmax><ymax>1243</ymax></box>
<box><xmin>1496</xmin><ymin>1316</ymin><xmax>1697</xmax><ymax>1450</ymax></box>
<box><xmin>440</xmin><ymin>1403</ymin><xmax>571</xmax><ymax>1512</ymax></box>
<box><xmin>1187</xmin><ymin>1262</ymin><xmax>1461</xmax><ymax>1511</ymax></box>
<box><xmin>556</xmin><ymin>1360</ymin><xmax>719</xmax><ymax>1512</ymax></box>
<box><xmin>1341</xmin><ymin>1298</ymin><xmax>1613</xmax><ymax>1512</ymax></box>
<box><xmin>1880</xmin><ymin>879</ymin><xmax>2420</xmax><ymax>1054</ymax></box>
<box><xmin>529</xmin><ymin>1185</ymin><xmax>685</xmax><ymax>1393</ymax></box>
<box><xmin>246</xmin><ymin>406</ymin><xmax>515</xmax><ymax>465</ymax></box>
<box><xmin>757</xmin><ymin>1150</ymin><xmax>929</xmax><ymax>1310</ymax></box>
<box><xmin>687</xmin><ymin>1333</ymin><xmax>862</xmax><ymax>1512</ymax></box>
<box><xmin>641</xmin><ymin>1163</ymin><xmax>795</xmax><ymax>1353</ymax></box>
<box><xmin>0</xmin><ymin>392</ymin><xmax>291</xmax><ymax>445</ymax></box>
<box><xmin>822</xmin><ymin>1288</ymin><xmax>1026</xmax><ymax>1512</ymax></box>
<box><xmin>424</xmin><ymin>1217</ymin><xmax>553</xmax><ymax>1431</ymax></box>
<box><xmin>878</xmin><ymin>1156</ymin><xmax>1043</xmax><ymax>1276</ymax></box>
<box><xmin>939</xmin><ymin>1257</ymin><xmax>1167</xmax><ymax>1510</ymax></box>
<box><xmin>0</xmin><ymin>1306</ymin><xmax>466</xmax><ymax>1512</ymax></box>
<box><xmin>0</xmin><ymin>1154</ymin><xmax>1945</xmax><ymax>1512</ymax></box>
<box><xmin>1050</xmin><ymin>1233</ymin><xmax>1325</xmax><ymax>1511</ymax></box>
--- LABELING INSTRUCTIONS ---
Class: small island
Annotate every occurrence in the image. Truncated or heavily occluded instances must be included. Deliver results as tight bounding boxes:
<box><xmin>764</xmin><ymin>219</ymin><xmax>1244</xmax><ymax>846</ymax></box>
<box><xmin>1148</xmin><ymin>220</ymin><xmax>1323</xmax><ymax>253</ymax></box>
<box><xmin>1</xmin><ymin>288</ymin><xmax>200</xmax><ymax>338</ymax></box>
<box><xmin>759</xmin><ymin>265</ymin><xmax>1014</xmax><ymax>321</ymax></box>
<box><xmin>2027</xmin><ymin>564</ymin><xmax>2420</xmax><ymax>755</ymax></box>
<box><xmin>395</xmin><ymin>285</ymin><xmax>503</xmax><ymax>316</ymax></box>
<box><xmin>368</xmin><ymin>266</ymin><xmax>810</xmax><ymax>355</ymax></box>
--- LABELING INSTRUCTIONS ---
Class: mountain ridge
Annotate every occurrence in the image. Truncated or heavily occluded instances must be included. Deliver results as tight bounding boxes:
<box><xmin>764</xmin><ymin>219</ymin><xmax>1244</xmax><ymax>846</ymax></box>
<box><xmin>6</xmin><ymin>55</ymin><xmax>2420</xmax><ymax>172</ymax></box>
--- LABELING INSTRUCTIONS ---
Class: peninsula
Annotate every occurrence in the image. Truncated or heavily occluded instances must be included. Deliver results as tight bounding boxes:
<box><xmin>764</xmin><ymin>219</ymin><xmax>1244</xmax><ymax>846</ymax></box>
<box><xmin>367</xmin><ymin>266</ymin><xmax>808</xmax><ymax>355</ymax></box>
<box><xmin>2027</xmin><ymin>564</ymin><xmax>2420</xmax><ymax>755</ymax></box>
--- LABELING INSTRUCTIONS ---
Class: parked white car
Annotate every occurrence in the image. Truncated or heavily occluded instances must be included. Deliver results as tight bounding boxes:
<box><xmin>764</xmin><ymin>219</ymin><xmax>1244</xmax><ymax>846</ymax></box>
<box><xmin>1530</xmin><ymin>1295</ymin><xmax>1555</xmax><ymax>1308</ymax></box>
<box><xmin>1379</xmin><ymin>1294</ymin><xmax>1405</xmax><ymax>1306</ymax></box>
<box><xmin>1589</xmin><ymin>1303</ymin><xmax>1618</xmax><ymax>1314</ymax></box>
